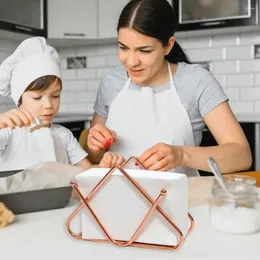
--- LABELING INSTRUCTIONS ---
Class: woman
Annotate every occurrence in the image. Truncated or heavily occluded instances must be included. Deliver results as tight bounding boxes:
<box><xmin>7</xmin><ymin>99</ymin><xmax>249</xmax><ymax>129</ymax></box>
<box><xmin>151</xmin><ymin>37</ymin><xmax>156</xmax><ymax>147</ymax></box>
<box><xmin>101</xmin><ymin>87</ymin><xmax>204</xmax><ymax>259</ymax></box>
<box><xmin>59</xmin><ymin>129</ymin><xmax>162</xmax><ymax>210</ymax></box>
<box><xmin>85</xmin><ymin>0</ymin><xmax>251</xmax><ymax>176</ymax></box>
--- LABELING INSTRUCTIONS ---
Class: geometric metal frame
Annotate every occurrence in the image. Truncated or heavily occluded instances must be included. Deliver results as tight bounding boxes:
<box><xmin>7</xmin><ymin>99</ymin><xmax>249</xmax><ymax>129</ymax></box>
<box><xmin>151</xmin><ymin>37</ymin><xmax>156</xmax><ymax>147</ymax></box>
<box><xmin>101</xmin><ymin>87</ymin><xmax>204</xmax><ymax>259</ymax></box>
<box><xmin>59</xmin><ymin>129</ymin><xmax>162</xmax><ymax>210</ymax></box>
<box><xmin>66</xmin><ymin>156</ymin><xmax>194</xmax><ymax>250</ymax></box>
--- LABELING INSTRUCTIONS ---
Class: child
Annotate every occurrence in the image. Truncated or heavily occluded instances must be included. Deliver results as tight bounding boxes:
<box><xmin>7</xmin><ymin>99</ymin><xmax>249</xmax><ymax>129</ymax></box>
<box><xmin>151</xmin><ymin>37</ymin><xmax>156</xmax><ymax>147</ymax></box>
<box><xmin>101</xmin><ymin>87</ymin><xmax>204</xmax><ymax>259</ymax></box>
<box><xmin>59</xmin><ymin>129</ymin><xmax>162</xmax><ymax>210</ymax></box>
<box><xmin>0</xmin><ymin>37</ymin><xmax>124</xmax><ymax>171</ymax></box>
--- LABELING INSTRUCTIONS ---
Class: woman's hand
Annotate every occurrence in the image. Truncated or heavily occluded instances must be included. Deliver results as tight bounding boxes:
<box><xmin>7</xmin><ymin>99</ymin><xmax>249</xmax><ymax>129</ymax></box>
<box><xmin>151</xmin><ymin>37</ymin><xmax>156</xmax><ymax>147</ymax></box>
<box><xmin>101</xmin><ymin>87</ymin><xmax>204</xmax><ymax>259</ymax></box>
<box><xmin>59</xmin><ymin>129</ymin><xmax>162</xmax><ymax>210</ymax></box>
<box><xmin>99</xmin><ymin>151</ymin><xmax>125</xmax><ymax>168</ymax></box>
<box><xmin>0</xmin><ymin>109</ymin><xmax>34</xmax><ymax>129</ymax></box>
<box><xmin>138</xmin><ymin>143</ymin><xmax>184</xmax><ymax>171</ymax></box>
<box><xmin>88</xmin><ymin>123</ymin><xmax>117</xmax><ymax>151</ymax></box>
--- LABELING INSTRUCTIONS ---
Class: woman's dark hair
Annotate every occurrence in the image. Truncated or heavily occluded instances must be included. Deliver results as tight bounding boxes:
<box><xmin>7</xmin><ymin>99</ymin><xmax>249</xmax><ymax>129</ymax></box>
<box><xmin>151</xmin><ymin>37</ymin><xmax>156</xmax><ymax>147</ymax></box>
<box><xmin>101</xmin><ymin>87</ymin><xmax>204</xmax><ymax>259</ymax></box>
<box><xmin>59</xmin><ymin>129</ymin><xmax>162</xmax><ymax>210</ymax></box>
<box><xmin>18</xmin><ymin>75</ymin><xmax>62</xmax><ymax>105</ymax></box>
<box><xmin>117</xmin><ymin>0</ymin><xmax>190</xmax><ymax>64</ymax></box>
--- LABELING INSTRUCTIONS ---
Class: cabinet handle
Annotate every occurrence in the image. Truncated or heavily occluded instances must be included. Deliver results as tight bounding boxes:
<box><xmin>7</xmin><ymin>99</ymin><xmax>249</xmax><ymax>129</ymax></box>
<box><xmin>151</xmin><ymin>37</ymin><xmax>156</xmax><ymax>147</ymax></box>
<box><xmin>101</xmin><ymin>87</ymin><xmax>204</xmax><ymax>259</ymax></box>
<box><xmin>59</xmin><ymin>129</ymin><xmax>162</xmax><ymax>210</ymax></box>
<box><xmin>64</xmin><ymin>33</ymin><xmax>86</xmax><ymax>37</ymax></box>
<box><xmin>14</xmin><ymin>25</ymin><xmax>33</xmax><ymax>32</ymax></box>
<box><xmin>70</xmin><ymin>127</ymin><xmax>82</xmax><ymax>132</ymax></box>
<box><xmin>201</xmin><ymin>21</ymin><xmax>225</xmax><ymax>26</ymax></box>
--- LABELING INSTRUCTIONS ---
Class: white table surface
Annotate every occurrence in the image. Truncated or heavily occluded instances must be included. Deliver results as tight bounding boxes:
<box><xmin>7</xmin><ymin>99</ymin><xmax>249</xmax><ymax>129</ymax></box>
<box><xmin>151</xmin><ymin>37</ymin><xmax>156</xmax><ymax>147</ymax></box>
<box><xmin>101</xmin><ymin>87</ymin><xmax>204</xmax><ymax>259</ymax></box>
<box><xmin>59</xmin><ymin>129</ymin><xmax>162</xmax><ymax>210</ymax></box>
<box><xmin>1</xmin><ymin>199</ymin><xmax>260</xmax><ymax>260</ymax></box>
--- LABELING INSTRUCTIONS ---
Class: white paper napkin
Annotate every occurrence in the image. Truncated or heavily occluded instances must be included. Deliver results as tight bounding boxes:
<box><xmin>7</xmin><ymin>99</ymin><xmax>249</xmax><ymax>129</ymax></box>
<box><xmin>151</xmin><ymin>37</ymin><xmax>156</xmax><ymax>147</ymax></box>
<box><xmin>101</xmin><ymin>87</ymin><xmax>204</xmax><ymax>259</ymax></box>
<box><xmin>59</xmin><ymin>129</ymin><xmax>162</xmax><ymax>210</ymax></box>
<box><xmin>75</xmin><ymin>168</ymin><xmax>190</xmax><ymax>246</ymax></box>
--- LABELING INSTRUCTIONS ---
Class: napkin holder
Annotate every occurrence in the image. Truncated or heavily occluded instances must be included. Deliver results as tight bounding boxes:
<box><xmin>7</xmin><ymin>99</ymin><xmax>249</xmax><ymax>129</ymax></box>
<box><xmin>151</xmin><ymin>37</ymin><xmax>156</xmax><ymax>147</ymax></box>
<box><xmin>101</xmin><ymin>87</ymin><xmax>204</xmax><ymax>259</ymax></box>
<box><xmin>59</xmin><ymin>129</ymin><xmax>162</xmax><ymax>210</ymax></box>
<box><xmin>66</xmin><ymin>156</ymin><xmax>194</xmax><ymax>250</ymax></box>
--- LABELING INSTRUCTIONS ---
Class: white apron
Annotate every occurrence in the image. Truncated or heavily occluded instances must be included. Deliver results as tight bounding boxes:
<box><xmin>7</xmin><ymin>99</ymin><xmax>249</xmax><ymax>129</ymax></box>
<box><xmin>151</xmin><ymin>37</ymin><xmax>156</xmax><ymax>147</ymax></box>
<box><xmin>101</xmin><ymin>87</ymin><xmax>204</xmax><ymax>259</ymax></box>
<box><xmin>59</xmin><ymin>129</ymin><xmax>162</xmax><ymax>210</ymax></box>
<box><xmin>106</xmin><ymin>62</ymin><xmax>199</xmax><ymax>177</ymax></box>
<box><xmin>0</xmin><ymin>126</ymin><xmax>69</xmax><ymax>171</ymax></box>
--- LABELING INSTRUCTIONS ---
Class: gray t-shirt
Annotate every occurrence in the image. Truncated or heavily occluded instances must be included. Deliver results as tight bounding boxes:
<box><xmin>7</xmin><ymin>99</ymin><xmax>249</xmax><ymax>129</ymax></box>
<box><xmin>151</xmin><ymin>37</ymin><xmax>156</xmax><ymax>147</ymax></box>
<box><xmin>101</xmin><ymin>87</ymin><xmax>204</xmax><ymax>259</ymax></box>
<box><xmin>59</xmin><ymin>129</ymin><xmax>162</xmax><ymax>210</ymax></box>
<box><xmin>93</xmin><ymin>62</ymin><xmax>228</xmax><ymax>146</ymax></box>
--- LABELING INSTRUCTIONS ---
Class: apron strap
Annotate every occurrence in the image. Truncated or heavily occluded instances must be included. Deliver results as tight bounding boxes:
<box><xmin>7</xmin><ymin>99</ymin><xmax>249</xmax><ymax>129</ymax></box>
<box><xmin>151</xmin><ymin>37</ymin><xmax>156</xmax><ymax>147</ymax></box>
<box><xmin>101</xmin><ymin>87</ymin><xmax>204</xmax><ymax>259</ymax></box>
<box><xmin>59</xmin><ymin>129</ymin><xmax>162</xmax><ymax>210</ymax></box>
<box><xmin>123</xmin><ymin>77</ymin><xmax>132</xmax><ymax>90</ymax></box>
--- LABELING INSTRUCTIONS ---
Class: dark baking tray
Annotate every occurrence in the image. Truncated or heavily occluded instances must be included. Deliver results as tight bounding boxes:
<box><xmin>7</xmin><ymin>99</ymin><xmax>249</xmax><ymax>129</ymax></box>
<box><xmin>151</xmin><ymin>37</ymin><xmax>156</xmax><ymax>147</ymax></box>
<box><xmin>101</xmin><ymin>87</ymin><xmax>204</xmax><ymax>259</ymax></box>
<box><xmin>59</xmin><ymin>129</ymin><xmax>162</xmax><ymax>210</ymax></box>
<box><xmin>0</xmin><ymin>169</ymin><xmax>72</xmax><ymax>214</ymax></box>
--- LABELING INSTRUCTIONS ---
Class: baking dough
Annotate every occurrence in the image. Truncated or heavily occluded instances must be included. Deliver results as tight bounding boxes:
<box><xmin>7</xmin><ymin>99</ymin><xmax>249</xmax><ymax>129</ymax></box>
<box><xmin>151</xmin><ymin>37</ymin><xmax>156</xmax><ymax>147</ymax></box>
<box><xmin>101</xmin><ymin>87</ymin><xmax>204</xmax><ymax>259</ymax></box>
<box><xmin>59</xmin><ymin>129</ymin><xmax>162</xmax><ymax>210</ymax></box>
<box><xmin>0</xmin><ymin>202</ymin><xmax>15</xmax><ymax>228</ymax></box>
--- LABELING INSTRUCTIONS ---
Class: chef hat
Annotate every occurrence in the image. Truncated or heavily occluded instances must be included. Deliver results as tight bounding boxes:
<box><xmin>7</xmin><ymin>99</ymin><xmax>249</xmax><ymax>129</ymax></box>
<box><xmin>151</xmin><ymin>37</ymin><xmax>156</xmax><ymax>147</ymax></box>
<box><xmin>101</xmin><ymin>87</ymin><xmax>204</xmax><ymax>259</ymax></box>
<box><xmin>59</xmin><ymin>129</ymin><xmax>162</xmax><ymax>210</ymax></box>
<box><xmin>0</xmin><ymin>37</ymin><xmax>61</xmax><ymax>106</ymax></box>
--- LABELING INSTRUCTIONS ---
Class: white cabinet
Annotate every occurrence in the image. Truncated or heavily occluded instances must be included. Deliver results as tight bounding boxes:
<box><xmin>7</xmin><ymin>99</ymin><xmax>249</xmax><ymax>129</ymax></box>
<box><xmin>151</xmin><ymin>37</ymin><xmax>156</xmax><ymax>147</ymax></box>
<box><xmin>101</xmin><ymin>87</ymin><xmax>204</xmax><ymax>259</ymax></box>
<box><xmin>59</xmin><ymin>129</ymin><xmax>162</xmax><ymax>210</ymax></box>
<box><xmin>47</xmin><ymin>0</ymin><xmax>97</xmax><ymax>39</ymax></box>
<box><xmin>98</xmin><ymin>0</ymin><xmax>129</xmax><ymax>39</ymax></box>
<box><xmin>98</xmin><ymin>0</ymin><xmax>173</xmax><ymax>39</ymax></box>
<box><xmin>47</xmin><ymin>0</ymin><xmax>174</xmax><ymax>42</ymax></box>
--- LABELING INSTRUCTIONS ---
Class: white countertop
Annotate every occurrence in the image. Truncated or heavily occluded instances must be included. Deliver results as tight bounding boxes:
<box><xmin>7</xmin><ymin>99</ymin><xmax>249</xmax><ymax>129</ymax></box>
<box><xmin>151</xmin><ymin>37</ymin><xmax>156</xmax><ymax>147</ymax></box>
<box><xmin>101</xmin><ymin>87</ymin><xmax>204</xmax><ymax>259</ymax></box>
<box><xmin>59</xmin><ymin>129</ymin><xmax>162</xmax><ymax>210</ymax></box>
<box><xmin>235</xmin><ymin>113</ymin><xmax>260</xmax><ymax>123</ymax></box>
<box><xmin>50</xmin><ymin>112</ymin><xmax>260</xmax><ymax>124</ymax></box>
<box><xmin>51</xmin><ymin>112</ymin><xmax>260</xmax><ymax>124</ymax></box>
<box><xmin>1</xmin><ymin>200</ymin><xmax>260</xmax><ymax>260</ymax></box>
<box><xmin>52</xmin><ymin>113</ymin><xmax>93</xmax><ymax>123</ymax></box>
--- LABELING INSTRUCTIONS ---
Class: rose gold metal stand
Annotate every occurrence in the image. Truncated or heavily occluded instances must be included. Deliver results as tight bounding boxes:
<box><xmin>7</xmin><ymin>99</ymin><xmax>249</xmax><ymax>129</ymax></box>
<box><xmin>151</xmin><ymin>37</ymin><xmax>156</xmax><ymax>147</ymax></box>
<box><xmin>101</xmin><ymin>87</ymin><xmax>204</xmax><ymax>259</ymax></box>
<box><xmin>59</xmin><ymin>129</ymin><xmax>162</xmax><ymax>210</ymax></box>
<box><xmin>66</xmin><ymin>156</ymin><xmax>194</xmax><ymax>250</ymax></box>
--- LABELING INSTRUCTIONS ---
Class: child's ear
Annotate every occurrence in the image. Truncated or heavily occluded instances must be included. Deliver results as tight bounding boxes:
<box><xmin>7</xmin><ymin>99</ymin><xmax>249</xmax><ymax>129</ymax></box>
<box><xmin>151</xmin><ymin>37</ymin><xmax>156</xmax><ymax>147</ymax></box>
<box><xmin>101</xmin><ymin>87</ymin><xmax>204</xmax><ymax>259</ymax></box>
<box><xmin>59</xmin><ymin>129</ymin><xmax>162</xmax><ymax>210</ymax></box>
<box><xmin>17</xmin><ymin>95</ymin><xmax>23</xmax><ymax>107</ymax></box>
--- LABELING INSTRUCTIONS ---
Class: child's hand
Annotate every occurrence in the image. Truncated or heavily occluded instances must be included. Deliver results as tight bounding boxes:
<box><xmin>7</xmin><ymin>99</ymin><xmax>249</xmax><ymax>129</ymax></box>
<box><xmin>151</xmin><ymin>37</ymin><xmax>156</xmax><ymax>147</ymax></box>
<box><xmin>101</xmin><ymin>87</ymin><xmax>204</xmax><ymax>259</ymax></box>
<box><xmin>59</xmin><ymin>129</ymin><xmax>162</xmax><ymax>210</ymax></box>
<box><xmin>99</xmin><ymin>151</ymin><xmax>125</xmax><ymax>168</ymax></box>
<box><xmin>0</xmin><ymin>109</ymin><xmax>34</xmax><ymax>129</ymax></box>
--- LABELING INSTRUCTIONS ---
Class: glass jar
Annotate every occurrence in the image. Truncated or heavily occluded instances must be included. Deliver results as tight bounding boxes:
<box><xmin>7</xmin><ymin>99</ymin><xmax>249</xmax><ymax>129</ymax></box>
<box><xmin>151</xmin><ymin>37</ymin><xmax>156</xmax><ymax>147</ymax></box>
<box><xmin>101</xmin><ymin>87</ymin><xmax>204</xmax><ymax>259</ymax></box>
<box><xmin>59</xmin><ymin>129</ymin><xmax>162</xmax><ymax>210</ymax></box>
<box><xmin>27</xmin><ymin>117</ymin><xmax>43</xmax><ymax>132</ymax></box>
<box><xmin>209</xmin><ymin>175</ymin><xmax>260</xmax><ymax>234</ymax></box>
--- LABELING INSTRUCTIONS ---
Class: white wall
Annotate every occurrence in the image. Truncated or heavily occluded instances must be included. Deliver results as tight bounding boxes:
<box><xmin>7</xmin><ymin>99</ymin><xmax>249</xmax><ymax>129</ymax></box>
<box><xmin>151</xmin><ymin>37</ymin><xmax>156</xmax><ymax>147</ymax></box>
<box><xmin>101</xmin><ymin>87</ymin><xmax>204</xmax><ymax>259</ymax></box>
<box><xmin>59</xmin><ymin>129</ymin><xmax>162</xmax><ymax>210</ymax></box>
<box><xmin>57</xmin><ymin>43</ymin><xmax>120</xmax><ymax>114</ymax></box>
<box><xmin>178</xmin><ymin>31</ymin><xmax>260</xmax><ymax>114</ymax></box>
<box><xmin>56</xmin><ymin>31</ymin><xmax>260</xmax><ymax>115</ymax></box>
<box><xmin>1</xmin><ymin>30</ymin><xmax>260</xmax><ymax>115</ymax></box>
<box><xmin>0</xmin><ymin>39</ymin><xmax>19</xmax><ymax>112</ymax></box>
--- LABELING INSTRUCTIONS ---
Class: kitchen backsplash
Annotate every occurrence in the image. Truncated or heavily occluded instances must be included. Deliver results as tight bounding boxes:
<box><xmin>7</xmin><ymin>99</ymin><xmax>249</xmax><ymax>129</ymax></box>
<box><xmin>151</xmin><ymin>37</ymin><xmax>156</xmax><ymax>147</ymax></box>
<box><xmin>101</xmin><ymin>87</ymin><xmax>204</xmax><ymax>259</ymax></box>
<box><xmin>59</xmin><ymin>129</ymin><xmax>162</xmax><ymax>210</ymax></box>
<box><xmin>0</xmin><ymin>39</ymin><xmax>19</xmax><ymax>112</ymax></box>
<box><xmin>2</xmin><ymin>31</ymin><xmax>260</xmax><ymax>114</ymax></box>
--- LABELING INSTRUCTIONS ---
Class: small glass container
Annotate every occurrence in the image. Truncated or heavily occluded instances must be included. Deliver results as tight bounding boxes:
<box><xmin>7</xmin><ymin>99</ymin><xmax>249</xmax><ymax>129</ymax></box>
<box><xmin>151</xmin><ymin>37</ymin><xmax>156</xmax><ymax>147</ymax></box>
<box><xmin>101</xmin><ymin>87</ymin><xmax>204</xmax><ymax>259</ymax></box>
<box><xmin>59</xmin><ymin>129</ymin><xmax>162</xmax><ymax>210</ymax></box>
<box><xmin>27</xmin><ymin>117</ymin><xmax>43</xmax><ymax>132</ymax></box>
<box><xmin>210</xmin><ymin>175</ymin><xmax>260</xmax><ymax>234</ymax></box>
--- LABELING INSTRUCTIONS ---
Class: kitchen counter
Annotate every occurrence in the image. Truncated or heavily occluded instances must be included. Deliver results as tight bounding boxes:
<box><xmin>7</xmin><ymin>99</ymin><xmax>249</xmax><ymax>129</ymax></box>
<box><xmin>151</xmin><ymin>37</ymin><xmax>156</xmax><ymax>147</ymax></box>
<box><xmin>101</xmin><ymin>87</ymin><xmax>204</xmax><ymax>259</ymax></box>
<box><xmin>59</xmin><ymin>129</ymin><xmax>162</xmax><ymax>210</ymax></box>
<box><xmin>52</xmin><ymin>112</ymin><xmax>260</xmax><ymax>124</ymax></box>
<box><xmin>235</xmin><ymin>113</ymin><xmax>260</xmax><ymax>123</ymax></box>
<box><xmin>1</xmin><ymin>200</ymin><xmax>259</xmax><ymax>260</ymax></box>
<box><xmin>52</xmin><ymin>112</ymin><xmax>93</xmax><ymax>124</ymax></box>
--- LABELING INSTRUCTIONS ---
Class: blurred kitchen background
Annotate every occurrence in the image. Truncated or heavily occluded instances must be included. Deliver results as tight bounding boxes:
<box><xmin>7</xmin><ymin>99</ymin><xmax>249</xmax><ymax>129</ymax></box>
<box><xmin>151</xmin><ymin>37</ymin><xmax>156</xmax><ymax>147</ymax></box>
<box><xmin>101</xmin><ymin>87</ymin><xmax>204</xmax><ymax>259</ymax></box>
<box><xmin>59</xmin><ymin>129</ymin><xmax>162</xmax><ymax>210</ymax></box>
<box><xmin>1</xmin><ymin>0</ymin><xmax>260</xmax><ymax>173</ymax></box>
